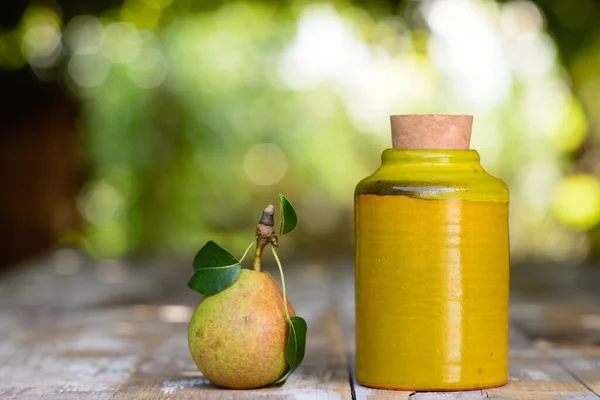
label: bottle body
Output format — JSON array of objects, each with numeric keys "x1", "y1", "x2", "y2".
[{"x1": 355, "y1": 149, "x2": 509, "y2": 390}]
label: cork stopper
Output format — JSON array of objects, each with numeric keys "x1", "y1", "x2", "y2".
[{"x1": 390, "y1": 115, "x2": 473, "y2": 150}]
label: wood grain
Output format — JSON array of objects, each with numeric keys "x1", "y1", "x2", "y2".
[{"x1": 2, "y1": 252, "x2": 600, "y2": 399}]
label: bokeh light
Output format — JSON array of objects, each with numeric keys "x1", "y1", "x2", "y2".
[
  {"x1": 64, "y1": 16, "x2": 104, "y2": 53},
  {"x1": 68, "y1": 52, "x2": 111, "y2": 87},
  {"x1": 553, "y1": 175, "x2": 600, "y2": 231},
  {"x1": 100, "y1": 22, "x2": 143, "y2": 64},
  {"x1": 20, "y1": 7, "x2": 62, "y2": 68},
  {"x1": 5, "y1": 0, "x2": 600, "y2": 262},
  {"x1": 78, "y1": 180, "x2": 124, "y2": 225},
  {"x1": 127, "y1": 46, "x2": 168, "y2": 88},
  {"x1": 243, "y1": 144, "x2": 289, "y2": 186}
]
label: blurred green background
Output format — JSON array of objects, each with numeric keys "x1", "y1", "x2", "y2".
[{"x1": 2, "y1": 0, "x2": 600, "y2": 267}]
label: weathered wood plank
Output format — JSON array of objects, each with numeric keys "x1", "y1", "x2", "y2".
[
  {"x1": 3, "y1": 252, "x2": 600, "y2": 399},
  {"x1": 561, "y1": 358, "x2": 600, "y2": 396},
  {"x1": 112, "y1": 307, "x2": 350, "y2": 399},
  {"x1": 486, "y1": 357, "x2": 598, "y2": 400},
  {"x1": 347, "y1": 355, "x2": 600, "y2": 400},
  {"x1": 0, "y1": 309, "x2": 146, "y2": 400},
  {"x1": 111, "y1": 264, "x2": 353, "y2": 399}
]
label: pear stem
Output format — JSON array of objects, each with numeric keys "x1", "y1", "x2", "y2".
[
  {"x1": 272, "y1": 246, "x2": 290, "y2": 320},
  {"x1": 253, "y1": 244, "x2": 264, "y2": 272}
]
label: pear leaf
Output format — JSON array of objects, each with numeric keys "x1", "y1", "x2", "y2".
[
  {"x1": 193, "y1": 240, "x2": 238, "y2": 271},
  {"x1": 285, "y1": 316, "x2": 307, "y2": 372},
  {"x1": 279, "y1": 194, "x2": 297, "y2": 235},
  {"x1": 188, "y1": 241, "x2": 241, "y2": 296},
  {"x1": 187, "y1": 264, "x2": 241, "y2": 296},
  {"x1": 268, "y1": 315, "x2": 308, "y2": 386}
]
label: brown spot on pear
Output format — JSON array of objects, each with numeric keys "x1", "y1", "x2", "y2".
[{"x1": 188, "y1": 269, "x2": 295, "y2": 389}]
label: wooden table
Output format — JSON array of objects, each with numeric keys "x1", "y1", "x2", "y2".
[{"x1": 1, "y1": 250, "x2": 600, "y2": 399}]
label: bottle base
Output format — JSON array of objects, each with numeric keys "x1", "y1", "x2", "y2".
[{"x1": 357, "y1": 380, "x2": 507, "y2": 392}]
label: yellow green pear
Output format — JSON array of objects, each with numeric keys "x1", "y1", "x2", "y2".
[{"x1": 188, "y1": 269, "x2": 295, "y2": 389}]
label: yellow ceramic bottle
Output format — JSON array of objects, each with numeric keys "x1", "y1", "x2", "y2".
[{"x1": 355, "y1": 115, "x2": 509, "y2": 390}]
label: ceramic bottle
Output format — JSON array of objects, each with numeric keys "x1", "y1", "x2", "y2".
[{"x1": 355, "y1": 115, "x2": 509, "y2": 390}]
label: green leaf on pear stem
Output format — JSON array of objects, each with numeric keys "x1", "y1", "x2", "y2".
[
  {"x1": 278, "y1": 194, "x2": 297, "y2": 235},
  {"x1": 285, "y1": 316, "x2": 307, "y2": 372},
  {"x1": 187, "y1": 264, "x2": 241, "y2": 296},
  {"x1": 189, "y1": 241, "x2": 241, "y2": 295},
  {"x1": 193, "y1": 240, "x2": 238, "y2": 271}
]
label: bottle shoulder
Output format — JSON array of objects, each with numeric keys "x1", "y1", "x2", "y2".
[{"x1": 355, "y1": 166, "x2": 508, "y2": 203}]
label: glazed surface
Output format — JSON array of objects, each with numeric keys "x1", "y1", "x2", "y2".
[
  {"x1": 355, "y1": 149, "x2": 510, "y2": 389},
  {"x1": 355, "y1": 149, "x2": 508, "y2": 202}
]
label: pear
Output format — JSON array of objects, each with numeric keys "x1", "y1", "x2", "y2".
[{"x1": 188, "y1": 269, "x2": 295, "y2": 389}]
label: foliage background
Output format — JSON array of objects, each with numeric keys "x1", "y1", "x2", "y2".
[{"x1": 3, "y1": 0, "x2": 600, "y2": 265}]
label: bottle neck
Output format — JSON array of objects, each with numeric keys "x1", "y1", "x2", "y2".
[{"x1": 380, "y1": 149, "x2": 482, "y2": 169}]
